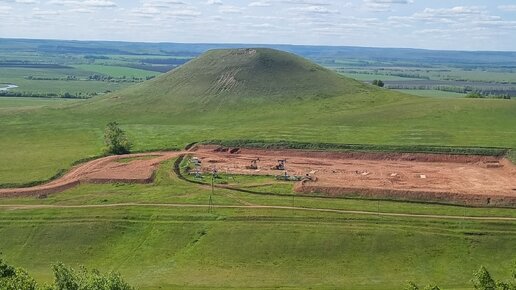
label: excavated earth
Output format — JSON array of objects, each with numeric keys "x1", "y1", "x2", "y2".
[
  {"x1": 0, "y1": 152, "x2": 181, "y2": 198},
  {"x1": 191, "y1": 146, "x2": 516, "y2": 207},
  {"x1": 1, "y1": 145, "x2": 515, "y2": 207}
]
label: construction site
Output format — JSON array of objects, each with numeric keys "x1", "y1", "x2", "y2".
[
  {"x1": 186, "y1": 145, "x2": 516, "y2": 207},
  {"x1": 1, "y1": 145, "x2": 515, "y2": 207}
]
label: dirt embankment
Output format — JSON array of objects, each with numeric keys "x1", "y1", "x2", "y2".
[{"x1": 0, "y1": 152, "x2": 181, "y2": 198}]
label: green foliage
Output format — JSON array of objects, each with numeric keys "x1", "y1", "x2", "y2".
[
  {"x1": 466, "y1": 92, "x2": 486, "y2": 99},
  {"x1": 372, "y1": 79, "x2": 385, "y2": 87},
  {"x1": 0, "y1": 259, "x2": 16, "y2": 278},
  {"x1": 405, "y1": 281, "x2": 420, "y2": 290},
  {"x1": 203, "y1": 139, "x2": 509, "y2": 156},
  {"x1": 0, "y1": 259, "x2": 37, "y2": 290},
  {"x1": 0, "y1": 259, "x2": 133, "y2": 290},
  {"x1": 104, "y1": 122, "x2": 131, "y2": 155},
  {"x1": 52, "y1": 263, "x2": 133, "y2": 290},
  {"x1": 473, "y1": 266, "x2": 498, "y2": 290}
]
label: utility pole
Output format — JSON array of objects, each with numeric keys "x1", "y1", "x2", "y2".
[{"x1": 209, "y1": 167, "x2": 215, "y2": 213}]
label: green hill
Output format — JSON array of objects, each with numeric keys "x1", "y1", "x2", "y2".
[{"x1": 87, "y1": 48, "x2": 377, "y2": 114}]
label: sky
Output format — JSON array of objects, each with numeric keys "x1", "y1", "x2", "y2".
[{"x1": 0, "y1": 0, "x2": 516, "y2": 51}]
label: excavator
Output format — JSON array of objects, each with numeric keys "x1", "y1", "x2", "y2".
[
  {"x1": 246, "y1": 158, "x2": 260, "y2": 170},
  {"x1": 273, "y1": 159, "x2": 287, "y2": 170}
]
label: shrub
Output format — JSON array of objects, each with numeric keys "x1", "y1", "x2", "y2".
[{"x1": 104, "y1": 122, "x2": 132, "y2": 155}]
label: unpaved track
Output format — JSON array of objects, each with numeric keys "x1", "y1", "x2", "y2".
[{"x1": 0, "y1": 203, "x2": 515, "y2": 221}]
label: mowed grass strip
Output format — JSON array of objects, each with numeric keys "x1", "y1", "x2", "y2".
[{"x1": 0, "y1": 205, "x2": 515, "y2": 290}]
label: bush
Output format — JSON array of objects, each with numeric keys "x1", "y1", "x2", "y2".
[
  {"x1": 372, "y1": 80, "x2": 385, "y2": 87},
  {"x1": 104, "y1": 122, "x2": 132, "y2": 155},
  {"x1": 52, "y1": 263, "x2": 133, "y2": 290},
  {"x1": 0, "y1": 259, "x2": 134, "y2": 290}
]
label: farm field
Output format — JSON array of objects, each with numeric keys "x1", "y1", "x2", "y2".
[
  {"x1": 2, "y1": 39, "x2": 516, "y2": 100},
  {"x1": 73, "y1": 64, "x2": 160, "y2": 78},
  {"x1": 395, "y1": 89, "x2": 467, "y2": 98}
]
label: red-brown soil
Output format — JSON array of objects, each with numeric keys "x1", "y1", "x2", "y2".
[
  {"x1": 191, "y1": 146, "x2": 516, "y2": 207},
  {"x1": 0, "y1": 152, "x2": 180, "y2": 198},
  {"x1": 1, "y1": 145, "x2": 515, "y2": 207}
]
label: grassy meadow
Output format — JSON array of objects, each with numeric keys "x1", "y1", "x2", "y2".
[{"x1": 1, "y1": 162, "x2": 515, "y2": 290}]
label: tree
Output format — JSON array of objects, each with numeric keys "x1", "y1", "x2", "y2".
[
  {"x1": 52, "y1": 262, "x2": 133, "y2": 290},
  {"x1": 372, "y1": 79, "x2": 385, "y2": 87},
  {"x1": 405, "y1": 282, "x2": 441, "y2": 290},
  {"x1": 1, "y1": 258, "x2": 134, "y2": 290},
  {"x1": 104, "y1": 122, "x2": 132, "y2": 155},
  {"x1": 0, "y1": 259, "x2": 38, "y2": 290},
  {"x1": 405, "y1": 281, "x2": 420, "y2": 290},
  {"x1": 473, "y1": 266, "x2": 497, "y2": 290}
]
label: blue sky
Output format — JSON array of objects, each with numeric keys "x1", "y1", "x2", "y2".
[{"x1": 0, "y1": 0, "x2": 515, "y2": 51}]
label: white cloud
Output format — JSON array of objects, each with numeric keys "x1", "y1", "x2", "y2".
[
  {"x1": 218, "y1": 5, "x2": 243, "y2": 14},
  {"x1": 15, "y1": 0, "x2": 39, "y2": 4},
  {"x1": 498, "y1": 5, "x2": 516, "y2": 12},
  {"x1": 249, "y1": 1, "x2": 270, "y2": 7},
  {"x1": 363, "y1": 0, "x2": 412, "y2": 12},
  {"x1": 1, "y1": 0, "x2": 516, "y2": 51},
  {"x1": 0, "y1": 5, "x2": 12, "y2": 14},
  {"x1": 166, "y1": 9, "x2": 201, "y2": 17},
  {"x1": 47, "y1": 0, "x2": 116, "y2": 8},
  {"x1": 291, "y1": 5, "x2": 338, "y2": 15},
  {"x1": 206, "y1": 0, "x2": 222, "y2": 5}
]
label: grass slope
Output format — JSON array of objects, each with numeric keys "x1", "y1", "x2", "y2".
[
  {"x1": 0, "y1": 48, "x2": 515, "y2": 184},
  {"x1": 87, "y1": 48, "x2": 373, "y2": 114},
  {"x1": 1, "y1": 164, "x2": 515, "y2": 290}
]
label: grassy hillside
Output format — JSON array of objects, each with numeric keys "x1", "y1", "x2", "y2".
[
  {"x1": 1, "y1": 163, "x2": 515, "y2": 290},
  {"x1": 0, "y1": 48, "x2": 515, "y2": 185},
  {"x1": 85, "y1": 48, "x2": 375, "y2": 114}
]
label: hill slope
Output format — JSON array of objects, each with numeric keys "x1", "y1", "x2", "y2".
[
  {"x1": 1, "y1": 48, "x2": 515, "y2": 185},
  {"x1": 89, "y1": 48, "x2": 375, "y2": 113}
]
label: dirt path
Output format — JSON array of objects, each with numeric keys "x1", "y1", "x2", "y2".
[{"x1": 0, "y1": 203, "x2": 515, "y2": 221}]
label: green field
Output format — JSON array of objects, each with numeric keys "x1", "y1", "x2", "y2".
[
  {"x1": 396, "y1": 89, "x2": 468, "y2": 98},
  {"x1": 73, "y1": 64, "x2": 160, "y2": 78},
  {"x1": 1, "y1": 162, "x2": 515, "y2": 289},
  {"x1": 0, "y1": 65, "x2": 159, "y2": 98},
  {"x1": 341, "y1": 72, "x2": 420, "y2": 81}
]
